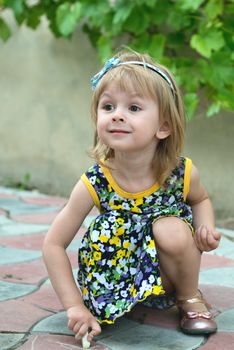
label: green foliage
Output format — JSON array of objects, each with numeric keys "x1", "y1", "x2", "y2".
[
  {"x1": 4, "y1": 172, "x2": 33, "y2": 190},
  {"x1": 1, "y1": 0, "x2": 233, "y2": 119}
]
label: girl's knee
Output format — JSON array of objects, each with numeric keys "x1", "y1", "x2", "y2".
[{"x1": 153, "y1": 217, "x2": 192, "y2": 255}]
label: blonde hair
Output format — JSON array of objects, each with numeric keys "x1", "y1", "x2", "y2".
[{"x1": 90, "y1": 50, "x2": 186, "y2": 186}]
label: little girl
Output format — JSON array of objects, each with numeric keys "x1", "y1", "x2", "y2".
[{"x1": 43, "y1": 50, "x2": 221, "y2": 343}]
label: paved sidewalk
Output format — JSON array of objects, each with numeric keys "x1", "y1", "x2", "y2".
[{"x1": 0, "y1": 186, "x2": 234, "y2": 350}]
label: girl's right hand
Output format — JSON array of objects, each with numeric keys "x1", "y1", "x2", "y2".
[{"x1": 67, "y1": 304, "x2": 101, "y2": 342}]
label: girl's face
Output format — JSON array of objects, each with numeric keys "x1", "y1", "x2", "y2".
[{"x1": 96, "y1": 82, "x2": 170, "y2": 156}]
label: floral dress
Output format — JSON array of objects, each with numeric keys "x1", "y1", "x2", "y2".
[{"x1": 77, "y1": 157, "x2": 193, "y2": 324}]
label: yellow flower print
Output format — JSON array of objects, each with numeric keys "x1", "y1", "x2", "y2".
[
  {"x1": 110, "y1": 236, "x2": 120, "y2": 246},
  {"x1": 130, "y1": 285, "x2": 137, "y2": 297},
  {"x1": 123, "y1": 241, "x2": 130, "y2": 249},
  {"x1": 152, "y1": 285, "x2": 164, "y2": 295},
  {"x1": 143, "y1": 289, "x2": 151, "y2": 298},
  {"x1": 131, "y1": 198, "x2": 143, "y2": 213},
  {"x1": 93, "y1": 251, "x2": 102, "y2": 260},
  {"x1": 111, "y1": 259, "x2": 117, "y2": 266},
  {"x1": 148, "y1": 239, "x2": 155, "y2": 249},
  {"x1": 131, "y1": 206, "x2": 141, "y2": 213},
  {"x1": 83, "y1": 287, "x2": 88, "y2": 295},
  {"x1": 116, "y1": 227, "x2": 125, "y2": 236},
  {"x1": 112, "y1": 204, "x2": 124, "y2": 210},
  {"x1": 83, "y1": 256, "x2": 88, "y2": 264},
  {"x1": 116, "y1": 218, "x2": 124, "y2": 225},
  {"x1": 116, "y1": 249, "x2": 126, "y2": 259},
  {"x1": 135, "y1": 198, "x2": 143, "y2": 206},
  {"x1": 88, "y1": 259, "x2": 95, "y2": 266},
  {"x1": 99, "y1": 234, "x2": 109, "y2": 243},
  {"x1": 92, "y1": 243, "x2": 100, "y2": 250},
  {"x1": 108, "y1": 184, "x2": 112, "y2": 192}
]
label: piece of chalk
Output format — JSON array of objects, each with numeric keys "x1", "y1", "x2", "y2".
[{"x1": 82, "y1": 332, "x2": 91, "y2": 349}]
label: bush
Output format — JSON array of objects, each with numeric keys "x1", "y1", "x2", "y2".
[{"x1": 1, "y1": 0, "x2": 233, "y2": 119}]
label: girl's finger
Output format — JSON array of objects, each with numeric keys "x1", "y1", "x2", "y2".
[
  {"x1": 213, "y1": 230, "x2": 221, "y2": 241},
  {"x1": 67, "y1": 319, "x2": 76, "y2": 331},
  {"x1": 77, "y1": 323, "x2": 89, "y2": 338},
  {"x1": 88, "y1": 321, "x2": 102, "y2": 341},
  {"x1": 73, "y1": 321, "x2": 83, "y2": 334},
  {"x1": 194, "y1": 226, "x2": 202, "y2": 249}
]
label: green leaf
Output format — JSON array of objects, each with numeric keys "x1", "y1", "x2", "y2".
[
  {"x1": 97, "y1": 36, "x2": 113, "y2": 62},
  {"x1": 177, "y1": 0, "x2": 205, "y2": 11},
  {"x1": 26, "y1": 5, "x2": 44, "y2": 30},
  {"x1": 131, "y1": 32, "x2": 151, "y2": 53},
  {"x1": 123, "y1": 7, "x2": 149, "y2": 34},
  {"x1": 204, "y1": 0, "x2": 223, "y2": 20},
  {"x1": 191, "y1": 29, "x2": 225, "y2": 58},
  {"x1": 56, "y1": 1, "x2": 82, "y2": 37},
  {"x1": 144, "y1": 0, "x2": 157, "y2": 8},
  {"x1": 205, "y1": 51, "x2": 234, "y2": 89},
  {"x1": 4, "y1": 0, "x2": 24, "y2": 16},
  {"x1": 0, "y1": 17, "x2": 11, "y2": 41},
  {"x1": 148, "y1": 34, "x2": 166, "y2": 61},
  {"x1": 80, "y1": 1, "x2": 111, "y2": 28},
  {"x1": 111, "y1": 2, "x2": 133, "y2": 35},
  {"x1": 113, "y1": 3, "x2": 133, "y2": 25},
  {"x1": 184, "y1": 93, "x2": 199, "y2": 120},
  {"x1": 4, "y1": 0, "x2": 26, "y2": 24},
  {"x1": 207, "y1": 103, "x2": 221, "y2": 117}
]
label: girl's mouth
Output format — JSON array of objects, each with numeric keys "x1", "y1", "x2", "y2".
[{"x1": 109, "y1": 129, "x2": 130, "y2": 134}]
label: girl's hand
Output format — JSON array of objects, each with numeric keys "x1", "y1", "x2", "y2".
[
  {"x1": 194, "y1": 224, "x2": 221, "y2": 252},
  {"x1": 67, "y1": 304, "x2": 101, "y2": 342}
]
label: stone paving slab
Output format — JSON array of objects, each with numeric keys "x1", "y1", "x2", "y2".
[
  {"x1": 0, "y1": 187, "x2": 234, "y2": 350},
  {"x1": 23, "y1": 284, "x2": 63, "y2": 311},
  {"x1": 0, "y1": 197, "x2": 59, "y2": 215},
  {"x1": 199, "y1": 266, "x2": 234, "y2": 288},
  {"x1": 0, "y1": 216, "x2": 49, "y2": 236},
  {"x1": 199, "y1": 285, "x2": 234, "y2": 310},
  {"x1": 200, "y1": 252, "x2": 234, "y2": 269},
  {"x1": 17, "y1": 334, "x2": 111, "y2": 350},
  {"x1": 0, "y1": 245, "x2": 41, "y2": 265},
  {"x1": 12, "y1": 211, "x2": 60, "y2": 225},
  {"x1": 0, "y1": 333, "x2": 26, "y2": 350},
  {"x1": 198, "y1": 333, "x2": 234, "y2": 350},
  {"x1": 0, "y1": 299, "x2": 52, "y2": 332},
  {"x1": 0, "y1": 232, "x2": 45, "y2": 250},
  {"x1": 0, "y1": 280, "x2": 37, "y2": 301},
  {"x1": 0, "y1": 258, "x2": 47, "y2": 284}
]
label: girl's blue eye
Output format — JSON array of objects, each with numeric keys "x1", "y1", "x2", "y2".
[{"x1": 130, "y1": 105, "x2": 141, "y2": 112}]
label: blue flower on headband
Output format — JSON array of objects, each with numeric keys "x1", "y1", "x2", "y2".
[
  {"x1": 91, "y1": 57, "x2": 120, "y2": 90},
  {"x1": 91, "y1": 56, "x2": 175, "y2": 96}
]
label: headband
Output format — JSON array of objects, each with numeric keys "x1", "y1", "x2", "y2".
[{"x1": 91, "y1": 57, "x2": 174, "y2": 94}]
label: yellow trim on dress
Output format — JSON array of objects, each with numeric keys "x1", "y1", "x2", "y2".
[
  {"x1": 183, "y1": 157, "x2": 192, "y2": 200},
  {"x1": 100, "y1": 164, "x2": 160, "y2": 199},
  {"x1": 81, "y1": 174, "x2": 100, "y2": 210}
]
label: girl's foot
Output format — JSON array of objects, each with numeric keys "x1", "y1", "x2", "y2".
[{"x1": 176, "y1": 290, "x2": 217, "y2": 334}]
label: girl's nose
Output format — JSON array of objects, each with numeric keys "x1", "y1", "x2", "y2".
[
  {"x1": 112, "y1": 115, "x2": 125, "y2": 122},
  {"x1": 112, "y1": 110, "x2": 125, "y2": 122}
]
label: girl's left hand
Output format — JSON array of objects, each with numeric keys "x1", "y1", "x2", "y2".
[{"x1": 194, "y1": 225, "x2": 221, "y2": 252}]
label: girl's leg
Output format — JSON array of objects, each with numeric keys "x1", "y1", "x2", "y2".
[
  {"x1": 153, "y1": 217, "x2": 217, "y2": 334},
  {"x1": 153, "y1": 217, "x2": 201, "y2": 299}
]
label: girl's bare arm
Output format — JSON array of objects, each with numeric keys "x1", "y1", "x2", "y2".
[
  {"x1": 187, "y1": 164, "x2": 221, "y2": 252},
  {"x1": 42, "y1": 180, "x2": 101, "y2": 340}
]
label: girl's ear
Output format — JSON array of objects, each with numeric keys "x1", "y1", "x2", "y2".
[{"x1": 156, "y1": 121, "x2": 171, "y2": 140}]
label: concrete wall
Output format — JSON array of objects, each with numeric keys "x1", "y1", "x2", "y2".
[
  {"x1": 0, "y1": 18, "x2": 233, "y2": 219},
  {"x1": 185, "y1": 111, "x2": 233, "y2": 219}
]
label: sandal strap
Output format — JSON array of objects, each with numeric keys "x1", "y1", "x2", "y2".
[{"x1": 176, "y1": 290, "x2": 208, "y2": 308}]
